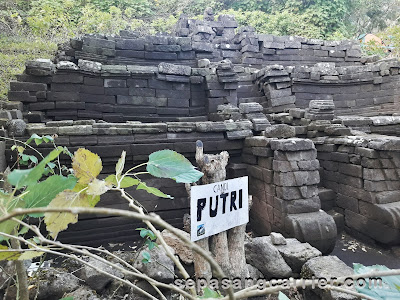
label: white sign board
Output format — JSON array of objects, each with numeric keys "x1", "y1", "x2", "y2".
[{"x1": 190, "y1": 176, "x2": 249, "y2": 241}]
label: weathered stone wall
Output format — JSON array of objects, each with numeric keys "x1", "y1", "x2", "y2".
[
  {"x1": 252, "y1": 61, "x2": 400, "y2": 116},
  {"x1": 316, "y1": 136, "x2": 400, "y2": 245},
  {"x1": 57, "y1": 20, "x2": 361, "y2": 68},
  {"x1": 243, "y1": 135, "x2": 337, "y2": 254},
  {"x1": 339, "y1": 115, "x2": 400, "y2": 135},
  {"x1": 242, "y1": 101, "x2": 400, "y2": 247},
  {"x1": 5, "y1": 120, "x2": 248, "y2": 245},
  {"x1": 2, "y1": 12, "x2": 400, "y2": 249},
  {"x1": 8, "y1": 61, "x2": 211, "y2": 123},
  {"x1": 291, "y1": 60, "x2": 400, "y2": 116}
]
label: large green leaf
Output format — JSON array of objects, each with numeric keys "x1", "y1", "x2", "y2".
[
  {"x1": 115, "y1": 151, "x2": 126, "y2": 178},
  {"x1": 87, "y1": 179, "x2": 110, "y2": 196},
  {"x1": 137, "y1": 182, "x2": 173, "y2": 199},
  {"x1": 0, "y1": 245, "x2": 21, "y2": 260},
  {"x1": 23, "y1": 175, "x2": 77, "y2": 217},
  {"x1": 278, "y1": 292, "x2": 290, "y2": 300},
  {"x1": 105, "y1": 175, "x2": 139, "y2": 188},
  {"x1": 354, "y1": 263, "x2": 400, "y2": 299},
  {"x1": 72, "y1": 148, "x2": 102, "y2": 184},
  {"x1": 0, "y1": 192, "x2": 25, "y2": 242},
  {"x1": 200, "y1": 287, "x2": 222, "y2": 299},
  {"x1": 18, "y1": 250, "x2": 45, "y2": 260},
  {"x1": 44, "y1": 190, "x2": 100, "y2": 238},
  {"x1": 8, "y1": 147, "x2": 64, "y2": 188},
  {"x1": 146, "y1": 150, "x2": 203, "y2": 183}
]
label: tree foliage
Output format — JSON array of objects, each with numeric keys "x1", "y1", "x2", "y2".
[
  {"x1": 0, "y1": 134, "x2": 203, "y2": 250},
  {"x1": 0, "y1": 0, "x2": 399, "y2": 40}
]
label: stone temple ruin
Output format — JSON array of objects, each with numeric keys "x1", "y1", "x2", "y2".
[{"x1": 1, "y1": 12, "x2": 400, "y2": 257}]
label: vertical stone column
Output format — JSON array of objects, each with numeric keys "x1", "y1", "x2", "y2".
[
  {"x1": 245, "y1": 136, "x2": 337, "y2": 254},
  {"x1": 204, "y1": 59, "x2": 239, "y2": 120}
]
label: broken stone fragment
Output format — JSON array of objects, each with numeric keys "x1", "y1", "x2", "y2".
[
  {"x1": 78, "y1": 59, "x2": 102, "y2": 73},
  {"x1": 245, "y1": 236, "x2": 293, "y2": 279},
  {"x1": 160, "y1": 229, "x2": 193, "y2": 264},
  {"x1": 56, "y1": 61, "x2": 79, "y2": 70},
  {"x1": 264, "y1": 124, "x2": 296, "y2": 138},
  {"x1": 301, "y1": 256, "x2": 357, "y2": 300},
  {"x1": 134, "y1": 246, "x2": 175, "y2": 283},
  {"x1": 158, "y1": 62, "x2": 191, "y2": 76},
  {"x1": 274, "y1": 238, "x2": 321, "y2": 273},
  {"x1": 239, "y1": 102, "x2": 263, "y2": 114},
  {"x1": 7, "y1": 119, "x2": 26, "y2": 136},
  {"x1": 270, "y1": 232, "x2": 286, "y2": 245},
  {"x1": 79, "y1": 257, "x2": 124, "y2": 293}
]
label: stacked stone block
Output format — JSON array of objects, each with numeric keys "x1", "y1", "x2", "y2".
[
  {"x1": 204, "y1": 59, "x2": 239, "y2": 119},
  {"x1": 255, "y1": 65, "x2": 295, "y2": 113},
  {"x1": 5, "y1": 120, "x2": 246, "y2": 245},
  {"x1": 258, "y1": 36, "x2": 362, "y2": 66},
  {"x1": 316, "y1": 136, "x2": 400, "y2": 244},
  {"x1": 8, "y1": 60, "x2": 213, "y2": 123},
  {"x1": 244, "y1": 136, "x2": 337, "y2": 253},
  {"x1": 236, "y1": 66, "x2": 266, "y2": 105},
  {"x1": 292, "y1": 59, "x2": 400, "y2": 116},
  {"x1": 236, "y1": 27, "x2": 262, "y2": 66},
  {"x1": 304, "y1": 100, "x2": 335, "y2": 121},
  {"x1": 55, "y1": 12, "x2": 362, "y2": 68},
  {"x1": 338, "y1": 115, "x2": 400, "y2": 136},
  {"x1": 238, "y1": 102, "x2": 270, "y2": 131},
  {"x1": 268, "y1": 105, "x2": 353, "y2": 139}
]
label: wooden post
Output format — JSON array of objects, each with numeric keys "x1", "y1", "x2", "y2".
[
  {"x1": 195, "y1": 141, "x2": 231, "y2": 277},
  {"x1": 227, "y1": 197, "x2": 251, "y2": 279},
  {"x1": 188, "y1": 140, "x2": 249, "y2": 283}
]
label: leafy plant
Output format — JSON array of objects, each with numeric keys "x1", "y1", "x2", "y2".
[
  {"x1": 200, "y1": 286, "x2": 223, "y2": 298},
  {"x1": 137, "y1": 227, "x2": 158, "y2": 258},
  {"x1": 0, "y1": 136, "x2": 204, "y2": 254},
  {"x1": 354, "y1": 263, "x2": 400, "y2": 299}
]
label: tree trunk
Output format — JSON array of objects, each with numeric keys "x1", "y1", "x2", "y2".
[
  {"x1": 227, "y1": 225, "x2": 248, "y2": 279},
  {"x1": 185, "y1": 182, "x2": 212, "y2": 281},
  {"x1": 10, "y1": 235, "x2": 29, "y2": 300},
  {"x1": 193, "y1": 238, "x2": 212, "y2": 280},
  {"x1": 194, "y1": 140, "x2": 232, "y2": 277},
  {"x1": 227, "y1": 195, "x2": 252, "y2": 279}
]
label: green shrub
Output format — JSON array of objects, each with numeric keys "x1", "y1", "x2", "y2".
[
  {"x1": 0, "y1": 36, "x2": 57, "y2": 101},
  {"x1": 217, "y1": 9, "x2": 323, "y2": 38}
]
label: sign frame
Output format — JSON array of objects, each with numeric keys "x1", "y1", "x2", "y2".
[{"x1": 190, "y1": 176, "x2": 249, "y2": 241}]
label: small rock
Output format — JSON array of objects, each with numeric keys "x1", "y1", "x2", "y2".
[
  {"x1": 245, "y1": 237, "x2": 292, "y2": 279},
  {"x1": 275, "y1": 238, "x2": 321, "y2": 273},
  {"x1": 80, "y1": 257, "x2": 124, "y2": 292},
  {"x1": 64, "y1": 286, "x2": 100, "y2": 300},
  {"x1": 57, "y1": 61, "x2": 79, "y2": 70},
  {"x1": 33, "y1": 269, "x2": 80, "y2": 300},
  {"x1": 7, "y1": 119, "x2": 26, "y2": 136},
  {"x1": 160, "y1": 229, "x2": 193, "y2": 264},
  {"x1": 197, "y1": 59, "x2": 210, "y2": 68},
  {"x1": 270, "y1": 232, "x2": 286, "y2": 245},
  {"x1": 264, "y1": 124, "x2": 296, "y2": 138},
  {"x1": 78, "y1": 59, "x2": 102, "y2": 73},
  {"x1": 134, "y1": 246, "x2": 175, "y2": 283}
]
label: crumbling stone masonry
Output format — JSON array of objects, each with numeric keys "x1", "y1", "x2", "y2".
[{"x1": 1, "y1": 12, "x2": 400, "y2": 252}]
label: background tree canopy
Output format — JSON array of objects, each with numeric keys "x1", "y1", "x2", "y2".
[{"x1": 1, "y1": 0, "x2": 399, "y2": 39}]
